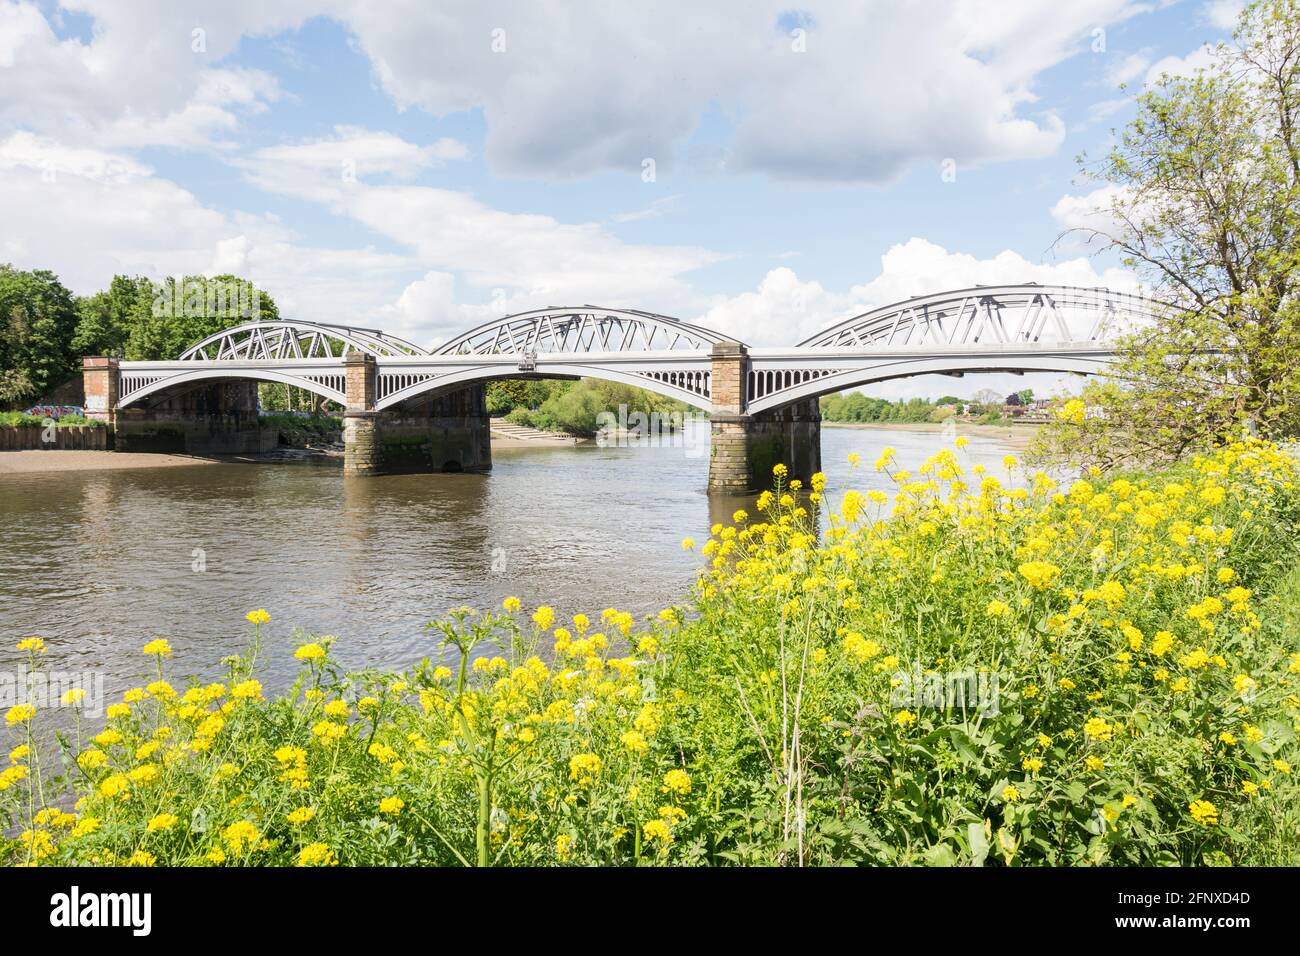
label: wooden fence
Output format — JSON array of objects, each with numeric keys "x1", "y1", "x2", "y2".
[{"x1": 0, "y1": 425, "x2": 108, "y2": 451}]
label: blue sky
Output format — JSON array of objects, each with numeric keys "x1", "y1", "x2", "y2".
[{"x1": 0, "y1": 0, "x2": 1241, "y2": 398}]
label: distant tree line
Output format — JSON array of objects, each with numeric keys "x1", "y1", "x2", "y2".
[
  {"x1": 818, "y1": 390, "x2": 1034, "y2": 424},
  {"x1": 0, "y1": 265, "x2": 283, "y2": 410}
]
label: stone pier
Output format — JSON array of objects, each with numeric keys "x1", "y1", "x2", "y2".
[
  {"x1": 707, "y1": 343, "x2": 821, "y2": 493},
  {"x1": 84, "y1": 356, "x2": 270, "y2": 454},
  {"x1": 342, "y1": 354, "x2": 491, "y2": 476}
]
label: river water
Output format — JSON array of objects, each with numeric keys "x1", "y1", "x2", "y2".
[{"x1": 0, "y1": 424, "x2": 1025, "y2": 713}]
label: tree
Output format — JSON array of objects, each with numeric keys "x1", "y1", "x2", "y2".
[
  {"x1": 123, "y1": 274, "x2": 278, "y2": 360},
  {"x1": 1038, "y1": 0, "x2": 1300, "y2": 466},
  {"x1": 72, "y1": 275, "x2": 148, "y2": 358},
  {"x1": 0, "y1": 265, "x2": 80, "y2": 407}
]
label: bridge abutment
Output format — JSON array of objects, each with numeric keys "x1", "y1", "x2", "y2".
[
  {"x1": 707, "y1": 344, "x2": 822, "y2": 493},
  {"x1": 343, "y1": 354, "x2": 491, "y2": 476}
]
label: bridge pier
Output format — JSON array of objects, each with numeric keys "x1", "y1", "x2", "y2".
[
  {"x1": 707, "y1": 343, "x2": 821, "y2": 494},
  {"x1": 84, "y1": 357, "x2": 270, "y2": 454},
  {"x1": 343, "y1": 354, "x2": 491, "y2": 477}
]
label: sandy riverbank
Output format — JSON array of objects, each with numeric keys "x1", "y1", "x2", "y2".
[
  {"x1": 0, "y1": 450, "x2": 226, "y2": 474},
  {"x1": 823, "y1": 420, "x2": 1041, "y2": 451}
]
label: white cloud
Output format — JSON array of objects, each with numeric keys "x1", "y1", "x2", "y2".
[
  {"x1": 1144, "y1": 44, "x2": 1218, "y2": 85},
  {"x1": 0, "y1": 0, "x2": 310, "y2": 148},
  {"x1": 1049, "y1": 184, "x2": 1130, "y2": 242},
  {"x1": 1105, "y1": 50, "x2": 1153, "y2": 87},
  {"x1": 236, "y1": 129, "x2": 724, "y2": 322},
  {"x1": 1203, "y1": 0, "x2": 1244, "y2": 30},
  {"x1": 339, "y1": 0, "x2": 1149, "y2": 183}
]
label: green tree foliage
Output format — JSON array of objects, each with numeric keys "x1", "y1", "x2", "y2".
[
  {"x1": 121, "y1": 275, "x2": 278, "y2": 361},
  {"x1": 3, "y1": 268, "x2": 279, "y2": 408},
  {"x1": 819, "y1": 392, "x2": 941, "y2": 423},
  {"x1": 1038, "y1": 0, "x2": 1300, "y2": 466},
  {"x1": 506, "y1": 379, "x2": 694, "y2": 437},
  {"x1": 486, "y1": 379, "x2": 569, "y2": 416},
  {"x1": 0, "y1": 265, "x2": 80, "y2": 407}
]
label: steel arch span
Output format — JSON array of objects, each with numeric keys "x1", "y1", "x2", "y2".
[
  {"x1": 797, "y1": 284, "x2": 1159, "y2": 349},
  {"x1": 110, "y1": 284, "x2": 1159, "y2": 413},
  {"x1": 436, "y1": 306, "x2": 739, "y2": 356}
]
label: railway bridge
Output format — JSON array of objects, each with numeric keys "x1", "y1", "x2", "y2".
[{"x1": 81, "y1": 283, "x2": 1156, "y2": 492}]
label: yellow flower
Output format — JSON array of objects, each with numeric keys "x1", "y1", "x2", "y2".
[
  {"x1": 1188, "y1": 799, "x2": 1218, "y2": 826},
  {"x1": 681, "y1": 537, "x2": 696, "y2": 551},
  {"x1": 231, "y1": 680, "x2": 263, "y2": 700},
  {"x1": 4, "y1": 703, "x2": 35, "y2": 726},
  {"x1": 569, "y1": 753, "x2": 603, "y2": 786},
  {"x1": 294, "y1": 643, "x2": 326, "y2": 662},
  {"x1": 662, "y1": 769, "x2": 692, "y2": 796},
  {"x1": 984, "y1": 599, "x2": 1011, "y2": 618},
  {"x1": 620, "y1": 730, "x2": 649, "y2": 753},
  {"x1": 222, "y1": 820, "x2": 260, "y2": 853},
  {"x1": 142, "y1": 638, "x2": 172, "y2": 657},
  {"x1": 378, "y1": 796, "x2": 405, "y2": 815},
  {"x1": 1085, "y1": 755, "x2": 1105, "y2": 772},
  {"x1": 16, "y1": 637, "x2": 46, "y2": 653},
  {"x1": 61, "y1": 688, "x2": 85, "y2": 706},
  {"x1": 287, "y1": 807, "x2": 317, "y2": 825},
  {"x1": 1083, "y1": 717, "x2": 1114, "y2": 742},
  {"x1": 146, "y1": 813, "x2": 178, "y2": 832},
  {"x1": 297, "y1": 842, "x2": 337, "y2": 867},
  {"x1": 1018, "y1": 561, "x2": 1061, "y2": 590},
  {"x1": 1057, "y1": 398, "x2": 1086, "y2": 424},
  {"x1": 532, "y1": 606, "x2": 556, "y2": 631},
  {"x1": 893, "y1": 710, "x2": 918, "y2": 728},
  {"x1": 245, "y1": 609, "x2": 270, "y2": 625},
  {"x1": 502, "y1": 595, "x2": 521, "y2": 613},
  {"x1": 1002, "y1": 784, "x2": 1020, "y2": 802},
  {"x1": 773, "y1": 463, "x2": 788, "y2": 478},
  {"x1": 643, "y1": 819, "x2": 673, "y2": 844}
]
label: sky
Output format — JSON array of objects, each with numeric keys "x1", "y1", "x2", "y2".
[{"x1": 0, "y1": 0, "x2": 1242, "y2": 400}]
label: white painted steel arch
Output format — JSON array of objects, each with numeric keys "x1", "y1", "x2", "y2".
[
  {"x1": 436, "y1": 306, "x2": 739, "y2": 355},
  {"x1": 179, "y1": 320, "x2": 427, "y2": 360},
  {"x1": 799, "y1": 284, "x2": 1158, "y2": 349}
]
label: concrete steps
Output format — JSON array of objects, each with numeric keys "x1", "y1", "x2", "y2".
[{"x1": 489, "y1": 418, "x2": 581, "y2": 444}]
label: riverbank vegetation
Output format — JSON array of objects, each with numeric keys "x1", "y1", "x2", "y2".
[
  {"x1": 492, "y1": 379, "x2": 694, "y2": 437},
  {"x1": 820, "y1": 392, "x2": 1012, "y2": 425},
  {"x1": 4, "y1": 437, "x2": 1297, "y2": 866},
  {"x1": 0, "y1": 411, "x2": 102, "y2": 428}
]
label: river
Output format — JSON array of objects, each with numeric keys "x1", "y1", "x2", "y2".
[{"x1": 0, "y1": 424, "x2": 1027, "y2": 713}]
